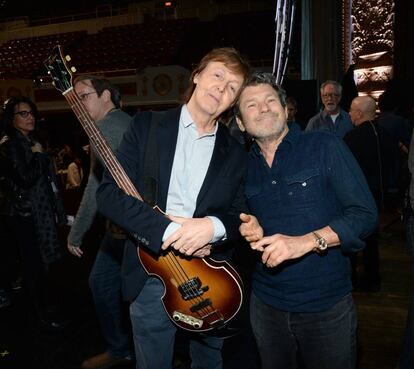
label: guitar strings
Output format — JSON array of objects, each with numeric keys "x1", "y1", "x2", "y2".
[{"x1": 162, "y1": 252, "x2": 217, "y2": 317}]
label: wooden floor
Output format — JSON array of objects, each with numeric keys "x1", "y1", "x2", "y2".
[
  {"x1": 353, "y1": 213, "x2": 413, "y2": 369},
  {"x1": 0, "y1": 211, "x2": 413, "y2": 369}
]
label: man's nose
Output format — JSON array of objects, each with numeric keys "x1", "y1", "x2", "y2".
[
  {"x1": 260, "y1": 102, "x2": 270, "y2": 112},
  {"x1": 217, "y1": 83, "x2": 225, "y2": 93}
]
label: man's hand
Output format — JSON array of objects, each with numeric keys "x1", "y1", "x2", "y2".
[
  {"x1": 192, "y1": 244, "x2": 212, "y2": 258},
  {"x1": 162, "y1": 215, "x2": 214, "y2": 256},
  {"x1": 67, "y1": 241, "x2": 83, "y2": 258},
  {"x1": 253, "y1": 233, "x2": 314, "y2": 268},
  {"x1": 31, "y1": 142, "x2": 43, "y2": 153},
  {"x1": 239, "y1": 213, "x2": 264, "y2": 245}
]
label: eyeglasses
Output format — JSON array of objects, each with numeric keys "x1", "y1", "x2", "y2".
[
  {"x1": 322, "y1": 93, "x2": 341, "y2": 99},
  {"x1": 78, "y1": 91, "x2": 97, "y2": 101},
  {"x1": 14, "y1": 110, "x2": 34, "y2": 118}
]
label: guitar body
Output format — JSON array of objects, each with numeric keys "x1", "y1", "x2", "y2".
[{"x1": 138, "y1": 247, "x2": 243, "y2": 332}]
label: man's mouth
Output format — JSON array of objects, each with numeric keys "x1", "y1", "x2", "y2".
[{"x1": 209, "y1": 93, "x2": 220, "y2": 104}]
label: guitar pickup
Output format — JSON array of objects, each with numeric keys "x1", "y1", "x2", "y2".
[
  {"x1": 178, "y1": 277, "x2": 209, "y2": 300},
  {"x1": 190, "y1": 298, "x2": 212, "y2": 313}
]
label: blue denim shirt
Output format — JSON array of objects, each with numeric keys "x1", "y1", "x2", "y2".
[
  {"x1": 246, "y1": 128, "x2": 377, "y2": 312},
  {"x1": 306, "y1": 109, "x2": 353, "y2": 138}
]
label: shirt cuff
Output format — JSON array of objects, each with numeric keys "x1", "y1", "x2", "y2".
[
  {"x1": 162, "y1": 222, "x2": 182, "y2": 242},
  {"x1": 207, "y1": 216, "x2": 227, "y2": 243},
  {"x1": 329, "y1": 218, "x2": 366, "y2": 253}
]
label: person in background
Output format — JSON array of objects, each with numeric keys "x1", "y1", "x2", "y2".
[
  {"x1": 377, "y1": 91, "x2": 411, "y2": 211},
  {"x1": 285, "y1": 96, "x2": 302, "y2": 131},
  {"x1": 67, "y1": 76, "x2": 134, "y2": 369},
  {"x1": 235, "y1": 72, "x2": 377, "y2": 369},
  {"x1": 0, "y1": 96, "x2": 67, "y2": 330},
  {"x1": 64, "y1": 150, "x2": 84, "y2": 190},
  {"x1": 344, "y1": 96, "x2": 394, "y2": 292},
  {"x1": 306, "y1": 80, "x2": 353, "y2": 138}
]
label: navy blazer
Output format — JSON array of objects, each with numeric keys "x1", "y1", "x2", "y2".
[{"x1": 97, "y1": 107, "x2": 247, "y2": 301}]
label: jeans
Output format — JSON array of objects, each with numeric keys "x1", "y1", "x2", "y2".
[
  {"x1": 250, "y1": 292, "x2": 357, "y2": 369},
  {"x1": 129, "y1": 277, "x2": 223, "y2": 369},
  {"x1": 89, "y1": 233, "x2": 133, "y2": 359}
]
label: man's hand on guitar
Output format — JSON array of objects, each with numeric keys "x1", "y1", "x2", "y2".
[
  {"x1": 192, "y1": 244, "x2": 212, "y2": 258},
  {"x1": 162, "y1": 216, "x2": 214, "y2": 256}
]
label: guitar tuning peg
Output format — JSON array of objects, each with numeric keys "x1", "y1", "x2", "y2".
[
  {"x1": 71, "y1": 66, "x2": 77, "y2": 73},
  {"x1": 65, "y1": 55, "x2": 71, "y2": 61},
  {"x1": 52, "y1": 81, "x2": 55, "y2": 87},
  {"x1": 47, "y1": 71, "x2": 51, "y2": 75}
]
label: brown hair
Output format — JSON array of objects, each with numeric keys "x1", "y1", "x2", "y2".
[
  {"x1": 183, "y1": 47, "x2": 250, "y2": 103},
  {"x1": 73, "y1": 75, "x2": 122, "y2": 109},
  {"x1": 234, "y1": 72, "x2": 287, "y2": 117}
]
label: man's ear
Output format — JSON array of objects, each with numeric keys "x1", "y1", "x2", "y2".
[
  {"x1": 193, "y1": 73, "x2": 199, "y2": 85},
  {"x1": 101, "y1": 89, "x2": 111, "y2": 102},
  {"x1": 235, "y1": 116, "x2": 246, "y2": 132}
]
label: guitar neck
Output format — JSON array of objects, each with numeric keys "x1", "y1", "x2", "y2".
[{"x1": 63, "y1": 88, "x2": 143, "y2": 202}]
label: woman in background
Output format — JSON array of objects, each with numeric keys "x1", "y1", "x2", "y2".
[{"x1": 0, "y1": 96, "x2": 67, "y2": 330}]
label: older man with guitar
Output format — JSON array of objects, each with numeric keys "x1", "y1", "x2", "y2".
[{"x1": 94, "y1": 48, "x2": 250, "y2": 369}]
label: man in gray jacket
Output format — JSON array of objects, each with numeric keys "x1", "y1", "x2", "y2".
[{"x1": 67, "y1": 76, "x2": 133, "y2": 369}]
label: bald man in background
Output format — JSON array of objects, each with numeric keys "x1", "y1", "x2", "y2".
[{"x1": 344, "y1": 96, "x2": 394, "y2": 292}]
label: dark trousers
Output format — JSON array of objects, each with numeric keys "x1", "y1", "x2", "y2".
[
  {"x1": 351, "y1": 229, "x2": 380, "y2": 287},
  {"x1": 0, "y1": 216, "x2": 19, "y2": 290},
  {"x1": 5, "y1": 215, "x2": 51, "y2": 319},
  {"x1": 129, "y1": 277, "x2": 223, "y2": 369},
  {"x1": 250, "y1": 292, "x2": 357, "y2": 369},
  {"x1": 88, "y1": 233, "x2": 133, "y2": 359}
]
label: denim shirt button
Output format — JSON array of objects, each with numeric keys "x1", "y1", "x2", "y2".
[
  {"x1": 271, "y1": 180, "x2": 277, "y2": 185},
  {"x1": 302, "y1": 182, "x2": 307, "y2": 187}
]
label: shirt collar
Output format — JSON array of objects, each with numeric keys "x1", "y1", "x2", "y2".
[
  {"x1": 180, "y1": 105, "x2": 218, "y2": 136},
  {"x1": 180, "y1": 104, "x2": 194, "y2": 128},
  {"x1": 322, "y1": 108, "x2": 343, "y2": 120},
  {"x1": 250, "y1": 126, "x2": 300, "y2": 157}
]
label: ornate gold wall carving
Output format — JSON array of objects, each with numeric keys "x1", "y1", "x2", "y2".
[{"x1": 344, "y1": 0, "x2": 395, "y2": 96}]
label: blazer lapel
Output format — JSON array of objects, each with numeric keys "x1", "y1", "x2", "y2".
[
  {"x1": 196, "y1": 124, "x2": 228, "y2": 209},
  {"x1": 157, "y1": 107, "x2": 181, "y2": 210}
]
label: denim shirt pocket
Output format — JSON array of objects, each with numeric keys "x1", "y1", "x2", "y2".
[{"x1": 284, "y1": 168, "x2": 321, "y2": 207}]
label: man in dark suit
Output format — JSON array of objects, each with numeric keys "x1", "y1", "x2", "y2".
[{"x1": 96, "y1": 48, "x2": 250, "y2": 369}]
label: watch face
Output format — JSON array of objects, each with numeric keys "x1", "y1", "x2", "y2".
[
  {"x1": 313, "y1": 231, "x2": 327, "y2": 253},
  {"x1": 153, "y1": 74, "x2": 172, "y2": 96},
  {"x1": 318, "y1": 238, "x2": 328, "y2": 250}
]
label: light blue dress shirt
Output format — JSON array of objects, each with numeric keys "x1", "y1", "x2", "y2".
[{"x1": 162, "y1": 105, "x2": 226, "y2": 242}]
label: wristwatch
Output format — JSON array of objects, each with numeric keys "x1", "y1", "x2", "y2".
[{"x1": 312, "y1": 231, "x2": 328, "y2": 254}]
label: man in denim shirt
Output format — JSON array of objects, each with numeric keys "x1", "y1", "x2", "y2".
[
  {"x1": 234, "y1": 73, "x2": 377, "y2": 369},
  {"x1": 306, "y1": 80, "x2": 353, "y2": 138}
]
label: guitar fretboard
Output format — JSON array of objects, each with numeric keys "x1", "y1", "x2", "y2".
[{"x1": 63, "y1": 88, "x2": 143, "y2": 202}]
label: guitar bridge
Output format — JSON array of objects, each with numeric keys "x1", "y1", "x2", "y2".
[
  {"x1": 178, "y1": 277, "x2": 209, "y2": 300},
  {"x1": 172, "y1": 311, "x2": 204, "y2": 329}
]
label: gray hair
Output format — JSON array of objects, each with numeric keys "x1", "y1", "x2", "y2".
[{"x1": 320, "y1": 80, "x2": 342, "y2": 95}]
